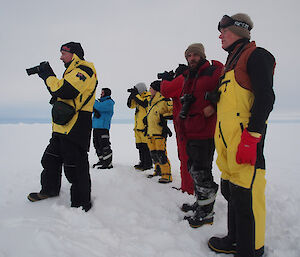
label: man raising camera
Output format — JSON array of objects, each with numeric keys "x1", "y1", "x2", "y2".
[
  {"x1": 27, "y1": 42, "x2": 97, "y2": 212},
  {"x1": 159, "y1": 43, "x2": 223, "y2": 227}
]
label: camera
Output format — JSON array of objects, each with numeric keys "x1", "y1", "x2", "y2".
[
  {"x1": 205, "y1": 90, "x2": 221, "y2": 104},
  {"x1": 157, "y1": 70, "x2": 175, "y2": 81},
  {"x1": 26, "y1": 61, "x2": 49, "y2": 76},
  {"x1": 127, "y1": 88, "x2": 134, "y2": 93},
  {"x1": 179, "y1": 94, "x2": 195, "y2": 119}
]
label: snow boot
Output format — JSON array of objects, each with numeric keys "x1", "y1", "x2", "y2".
[
  {"x1": 135, "y1": 164, "x2": 153, "y2": 171},
  {"x1": 27, "y1": 192, "x2": 57, "y2": 202},
  {"x1": 158, "y1": 173, "x2": 172, "y2": 183},
  {"x1": 187, "y1": 208, "x2": 214, "y2": 228},
  {"x1": 181, "y1": 201, "x2": 198, "y2": 212},
  {"x1": 92, "y1": 159, "x2": 103, "y2": 168},
  {"x1": 147, "y1": 165, "x2": 161, "y2": 178},
  {"x1": 71, "y1": 202, "x2": 93, "y2": 212},
  {"x1": 208, "y1": 236, "x2": 237, "y2": 254},
  {"x1": 134, "y1": 162, "x2": 143, "y2": 170},
  {"x1": 208, "y1": 236, "x2": 264, "y2": 257},
  {"x1": 98, "y1": 163, "x2": 113, "y2": 169}
]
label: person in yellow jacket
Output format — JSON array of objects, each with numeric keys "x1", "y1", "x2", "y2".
[
  {"x1": 127, "y1": 82, "x2": 153, "y2": 171},
  {"x1": 208, "y1": 14, "x2": 275, "y2": 257},
  {"x1": 145, "y1": 81, "x2": 173, "y2": 183},
  {"x1": 27, "y1": 42, "x2": 97, "y2": 212}
]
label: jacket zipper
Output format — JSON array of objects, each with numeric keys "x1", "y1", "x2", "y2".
[{"x1": 219, "y1": 121, "x2": 227, "y2": 148}]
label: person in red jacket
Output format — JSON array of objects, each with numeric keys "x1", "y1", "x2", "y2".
[
  {"x1": 159, "y1": 43, "x2": 223, "y2": 227},
  {"x1": 157, "y1": 65, "x2": 194, "y2": 195}
]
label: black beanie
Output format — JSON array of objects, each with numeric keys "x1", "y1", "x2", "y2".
[
  {"x1": 150, "y1": 80, "x2": 161, "y2": 92},
  {"x1": 102, "y1": 88, "x2": 111, "y2": 97},
  {"x1": 61, "y1": 42, "x2": 85, "y2": 60}
]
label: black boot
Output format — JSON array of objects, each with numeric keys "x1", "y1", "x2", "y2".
[
  {"x1": 134, "y1": 162, "x2": 143, "y2": 169},
  {"x1": 147, "y1": 165, "x2": 161, "y2": 178},
  {"x1": 181, "y1": 201, "x2": 198, "y2": 212},
  {"x1": 186, "y1": 204, "x2": 214, "y2": 228},
  {"x1": 187, "y1": 184, "x2": 218, "y2": 228},
  {"x1": 208, "y1": 235, "x2": 237, "y2": 254},
  {"x1": 27, "y1": 192, "x2": 58, "y2": 202},
  {"x1": 92, "y1": 159, "x2": 103, "y2": 168}
]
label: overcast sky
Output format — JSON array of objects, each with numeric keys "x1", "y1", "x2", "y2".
[{"x1": 1, "y1": 0, "x2": 299, "y2": 122}]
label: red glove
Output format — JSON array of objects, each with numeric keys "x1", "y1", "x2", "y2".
[{"x1": 236, "y1": 129, "x2": 261, "y2": 165}]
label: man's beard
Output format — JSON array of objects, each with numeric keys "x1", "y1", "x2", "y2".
[
  {"x1": 188, "y1": 59, "x2": 206, "y2": 77},
  {"x1": 188, "y1": 59, "x2": 203, "y2": 71}
]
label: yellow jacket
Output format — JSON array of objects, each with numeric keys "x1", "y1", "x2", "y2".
[
  {"x1": 127, "y1": 91, "x2": 151, "y2": 131},
  {"x1": 45, "y1": 54, "x2": 97, "y2": 150},
  {"x1": 146, "y1": 92, "x2": 173, "y2": 137}
]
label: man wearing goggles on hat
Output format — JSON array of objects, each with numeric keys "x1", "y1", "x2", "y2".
[{"x1": 208, "y1": 14, "x2": 276, "y2": 257}]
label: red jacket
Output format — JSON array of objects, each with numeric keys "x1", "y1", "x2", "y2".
[{"x1": 161, "y1": 60, "x2": 223, "y2": 140}]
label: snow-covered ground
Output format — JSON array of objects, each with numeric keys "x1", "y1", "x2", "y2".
[{"x1": 0, "y1": 122, "x2": 299, "y2": 257}]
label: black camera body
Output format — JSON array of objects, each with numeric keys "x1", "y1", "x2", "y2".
[
  {"x1": 179, "y1": 94, "x2": 195, "y2": 119},
  {"x1": 26, "y1": 61, "x2": 49, "y2": 76},
  {"x1": 157, "y1": 70, "x2": 175, "y2": 81},
  {"x1": 127, "y1": 88, "x2": 135, "y2": 93},
  {"x1": 205, "y1": 90, "x2": 221, "y2": 104}
]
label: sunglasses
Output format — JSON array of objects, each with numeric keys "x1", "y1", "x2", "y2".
[{"x1": 218, "y1": 15, "x2": 252, "y2": 31}]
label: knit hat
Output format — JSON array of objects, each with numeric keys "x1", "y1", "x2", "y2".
[
  {"x1": 60, "y1": 42, "x2": 85, "y2": 60},
  {"x1": 218, "y1": 13, "x2": 253, "y2": 39},
  {"x1": 134, "y1": 82, "x2": 147, "y2": 94},
  {"x1": 150, "y1": 80, "x2": 161, "y2": 92},
  {"x1": 185, "y1": 43, "x2": 206, "y2": 60},
  {"x1": 102, "y1": 88, "x2": 111, "y2": 97}
]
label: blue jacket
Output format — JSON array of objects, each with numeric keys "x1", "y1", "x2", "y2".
[{"x1": 92, "y1": 96, "x2": 115, "y2": 129}]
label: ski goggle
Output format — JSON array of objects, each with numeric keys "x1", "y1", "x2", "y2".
[{"x1": 218, "y1": 15, "x2": 252, "y2": 32}]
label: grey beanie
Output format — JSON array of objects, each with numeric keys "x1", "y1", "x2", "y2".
[
  {"x1": 228, "y1": 13, "x2": 253, "y2": 39},
  {"x1": 185, "y1": 43, "x2": 206, "y2": 60},
  {"x1": 134, "y1": 82, "x2": 147, "y2": 94}
]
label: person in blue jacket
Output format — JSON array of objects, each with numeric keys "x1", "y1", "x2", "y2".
[{"x1": 92, "y1": 88, "x2": 115, "y2": 169}]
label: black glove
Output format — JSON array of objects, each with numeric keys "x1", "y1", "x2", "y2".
[
  {"x1": 38, "y1": 62, "x2": 56, "y2": 81},
  {"x1": 157, "y1": 71, "x2": 175, "y2": 81},
  {"x1": 150, "y1": 80, "x2": 161, "y2": 92},
  {"x1": 159, "y1": 115, "x2": 172, "y2": 138},
  {"x1": 175, "y1": 64, "x2": 188, "y2": 77}
]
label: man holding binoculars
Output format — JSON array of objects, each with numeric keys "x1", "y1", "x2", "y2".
[
  {"x1": 27, "y1": 42, "x2": 97, "y2": 212},
  {"x1": 158, "y1": 43, "x2": 223, "y2": 227}
]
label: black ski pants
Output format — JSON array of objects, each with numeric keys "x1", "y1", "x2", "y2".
[
  {"x1": 40, "y1": 135, "x2": 91, "y2": 207},
  {"x1": 93, "y1": 129, "x2": 112, "y2": 158},
  {"x1": 186, "y1": 138, "x2": 216, "y2": 194}
]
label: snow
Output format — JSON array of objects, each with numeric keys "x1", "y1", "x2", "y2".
[{"x1": 0, "y1": 122, "x2": 299, "y2": 257}]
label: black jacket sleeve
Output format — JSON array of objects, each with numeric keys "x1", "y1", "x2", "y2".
[
  {"x1": 247, "y1": 47, "x2": 276, "y2": 133},
  {"x1": 131, "y1": 95, "x2": 148, "y2": 108}
]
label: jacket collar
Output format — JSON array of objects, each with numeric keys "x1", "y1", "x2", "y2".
[
  {"x1": 64, "y1": 54, "x2": 83, "y2": 75},
  {"x1": 184, "y1": 59, "x2": 210, "y2": 78},
  {"x1": 225, "y1": 38, "x2": 249, "y2": 53},
  {"x1": 99, "y1": 96, "x2": 111, "y2": 102}
]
